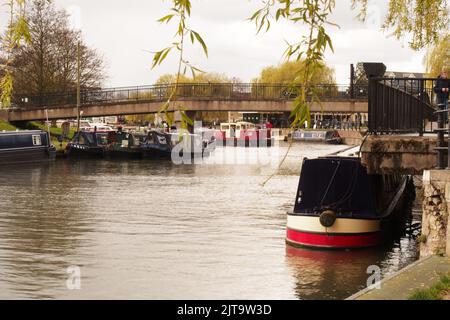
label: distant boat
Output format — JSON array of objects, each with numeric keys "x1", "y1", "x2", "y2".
[
  {"x1": 66, "y1": 129, "x2": 216, "y2": 160},
  {"x1": 0, "y1": 130, "x2": 56, "y2": 165},
  {"x1": 66, "y1": 130, "x2": 142, "y2": 159},
  {"x1": 286, "y1": 156, "x2": 414, "y2": 249},
  {"x1": 140, "y1": 131, "x2": 173, "y2": 159},
  {"x1": 292, "y1": 130, "x2": 342, "y2": 145},
  {"x1": 215, "y1": 122, "x2": 274, "y2": 147},
  {"x1": 141, "y1": 130, "x2": 216, "y2": 160},
  {"x1": 66, "y1": 131, "x2": 107, "y2": 158}
]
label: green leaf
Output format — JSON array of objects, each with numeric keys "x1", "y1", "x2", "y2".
[
  {"x1": 191, "y1": 30, "x2": 208, "y2": 57},
  {"x1": 158, "y1": 14, "x2": 175, "y2": 24}
]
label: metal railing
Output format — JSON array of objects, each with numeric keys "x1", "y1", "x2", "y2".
[
  {"x1": 12, "y1": 83, "x2": 367, "y2": 110},
  {"x1": 435, "y1": 101, "x2": 450, "y2": 169},
  {"x1": 368, "y1": 77, "x2": 438, "y2": 135}
]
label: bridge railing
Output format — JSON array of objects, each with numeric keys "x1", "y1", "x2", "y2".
[
  {"x1": 13, "y1": 83, "x2": 367, "y2": 109},
  {"x1": 368, "y1": 77, "x2": 438, "y2": 135}
]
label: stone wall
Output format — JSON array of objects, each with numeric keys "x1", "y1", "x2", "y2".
[
  {"x1": 421, "y1": 170, "x2": 450, "y2": 257},
  {"x1": 337, "y1": 130, "x2": 364, "y2": 146},
  {"x1": 361, "y1": 136, "x2": 438, "y2": 175},
  {"x1": 0, "y1": 110, "x2": 8, "y2": 121}
]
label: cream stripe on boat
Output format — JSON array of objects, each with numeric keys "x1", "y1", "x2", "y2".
[{"x1": 287, "y1": 215, "x2": 381, "y2": 234}]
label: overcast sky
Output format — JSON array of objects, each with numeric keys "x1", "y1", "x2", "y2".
[{"x1": 3, "y1": 0, "x2": 429, "y2": 87}]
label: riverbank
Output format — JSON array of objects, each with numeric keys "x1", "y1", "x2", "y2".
[{"x1": 347, "y1": 255, "x2": 450, "y2": 300}]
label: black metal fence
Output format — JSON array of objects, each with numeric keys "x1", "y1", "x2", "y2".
[
  {"x1": 368, "y1": 77, "x2": 438, "y2": 134},
  {"x1": 12, "y1": 83, "x2": 367, "y2": 109}
]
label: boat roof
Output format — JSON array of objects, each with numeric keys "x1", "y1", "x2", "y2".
[
  {"x1": 221, "y1": 122, "x2": 255, "y2": 126},
  {"x1": 0, "y1": 130, "x2": 46, "y2": 136}
]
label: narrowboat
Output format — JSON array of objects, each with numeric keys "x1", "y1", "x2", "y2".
[
  {"x1": 286, "y1": 157, "x2": 414, "y2": 249},
  {"x1": 140, "y1": 130, "x2": 173, "y2": 159},
  {"x1": 0, "y1": 130, "x2": 56, "y2": 165},
  {"x1": 66, "y1": 131, "x2": 106, "y2": 158},
  {"x1": 215, "y1": 122, "x2": 274, "y2": 147},
  {"x1": 66, "y1": 130, "x2": 142, "y2": 159},
  {"x1": 141, "y1": 130, "x2": 216, "y2": 160},
  {"x1": 292, "y1": 130, "x2": 342, "y2": 145},
  {"x1": 103, "y1": 131, "x2": 142, "y2": 159}
]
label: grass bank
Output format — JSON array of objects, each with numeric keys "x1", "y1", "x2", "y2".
[
  {"x1": 409, "y1": 274, "x2": 450, "y2": 300},
  {"x1": 0, "y1": 119, "x2": 17, "y2": 131}
]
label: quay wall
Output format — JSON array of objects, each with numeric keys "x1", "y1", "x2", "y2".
[
  {"x1": 421, "y1": 170, "x2": 450, "y2": 257},
  {"x1": 337, "y1": 130, "x2": 364, "y2": 146},
  {"x1": 0, "y1": 110, "x2": 8, "y2": 121}
]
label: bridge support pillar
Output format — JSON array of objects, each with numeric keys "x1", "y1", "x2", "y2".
[
  {"x1": 421, "y1": 170, "x2": 450, "y2": 258},
  {"x1": 174, "y1": 110, "x2": 198, "y2": 133}
]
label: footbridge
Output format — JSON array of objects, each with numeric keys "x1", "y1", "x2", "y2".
[{"x1": 2, "y1": 83, "x2": 368, "y2": 121}]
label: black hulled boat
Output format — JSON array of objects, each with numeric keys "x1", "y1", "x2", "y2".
[
  {"x1": 0, "y1": 130, "x2": 56, "y2": 165},
  {"x1": 286, "y1": 156, "x2": 414, "y2": 249}
]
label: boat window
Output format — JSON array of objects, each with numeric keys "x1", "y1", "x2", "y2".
[
  {"x1": 78, "y1": 135, "x2": 86, "y2": 145},
  {"x1": 32, "y1": 135, "x2": 42, "y2": 146},
  {"x1": 96, "y1": 133, "x2": 108, "y2": 145},
  {"x1": 157, "y1": 135, "x2": 167, "y2": 145},
  {"x1": 147, "y1": 133, "x2": 156, "y2": 144},
  {"x1": 83, "y1": 133, "x2": 95, "y2": 145}
]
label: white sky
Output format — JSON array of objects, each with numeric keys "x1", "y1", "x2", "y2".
[{"x1": 2, "y1": 0, "x2": 428, "y2": 87}]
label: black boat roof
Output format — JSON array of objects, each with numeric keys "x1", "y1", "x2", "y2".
[{"x1": 294, "y1": 155, "x2": 378, "y2": 217}]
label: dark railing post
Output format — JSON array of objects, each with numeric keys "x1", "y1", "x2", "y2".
[
  {"x1": 419, "y1": 79, "x2": 424, "y2": 136},
  {"x1": 447, "y1": 101, "x2": 450, "y2": 170},
  {"x1": 436, "y1": 102, "x2": 446, "y2": 169},
  {"x1": 367, "y1": 77, "x2": 376, "y2": 133}
]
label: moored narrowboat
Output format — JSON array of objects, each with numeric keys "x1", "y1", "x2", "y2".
[
  {"x1": 292, "y1": 130, "x2": 342, "y2": 145},
  {"x1": 215, "y1": 122, "x2": 274, "y2": 147},
  {"x1": 66, "y1": 130, "x2": 143, "y2": 159},
  {"x1": 140, "y1": 130, "x2": 216, "y2": 160},
  {"x1": 0, "y1": 130, "x2": 56, "y2": 165},
  {"x1": 140, "y1": 130, "x2": 173, "y2": 159},
  {"x1": 286, "y1": 157, "x2": 414, "y2": 249},
  {"x1": 66, "y1": 131, "x2": 106, "y2": 158}
]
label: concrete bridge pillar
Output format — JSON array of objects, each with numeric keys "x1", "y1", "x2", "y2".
[
  {"x1": 174, "y1": 110, "x2": 198, "y2": 133},
  {"x1": 421, "y1": 170, "x2": 450, "y2": 257}
]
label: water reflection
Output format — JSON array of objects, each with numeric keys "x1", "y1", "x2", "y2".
[
  {"x1": 0, "y1": 144, "x2": 420, "y2": 299},
  {"x1": 0, "y1": 163, "x2": 96, "y2": 299},
  {"x1": 286, "y1": 234, "x2": 420, "y2": 300}
]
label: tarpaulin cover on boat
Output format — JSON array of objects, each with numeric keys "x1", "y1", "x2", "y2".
[{"x1": 294, "y1": 157, "x2": 378, "y2": 218}]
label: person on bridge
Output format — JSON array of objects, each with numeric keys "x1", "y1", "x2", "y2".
[{"x1": 434, "y1": 69, "x2": 449, "y2": 106}]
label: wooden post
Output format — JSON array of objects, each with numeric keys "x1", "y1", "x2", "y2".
[{"x1": 76, "y1": 41, "x2": 81, "y2": 134}]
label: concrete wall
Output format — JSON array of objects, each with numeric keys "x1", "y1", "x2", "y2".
[
  {"x1": 361, "y1": 136, "x2": 438, "y2": 175},
  {"x1": 0, "y1": 110, "x2": 8, "y2": 121},
  {"x1": 337, "y1": 130, "x2": 364, "y2": 146},
  {"x1": 7, "y1": 99, "x2": 368, "y2": 121},
  {"x1": 421, "y1": 170, "x2": 450, "y2": 257}
]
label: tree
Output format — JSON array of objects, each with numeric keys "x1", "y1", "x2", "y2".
[
  {"x1": 4, "y1": 0, "x2": 105, "y2": 100},
  {"x1": 352, "y1": 0, "x2": 449, "y2": 50},
  {"x1": 423, "y1": 34, "x2": 450, "y2": 77},
  {"x1": 155, "y1": 72, "x2": 230, "y2": 85},
  {"x1": 254, "y1": 60, "x2": 335, "y2": 84}
]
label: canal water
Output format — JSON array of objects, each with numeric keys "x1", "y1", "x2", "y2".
[{"x1": 0, "y1": 143, "x2": 419, "y2": 300}]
